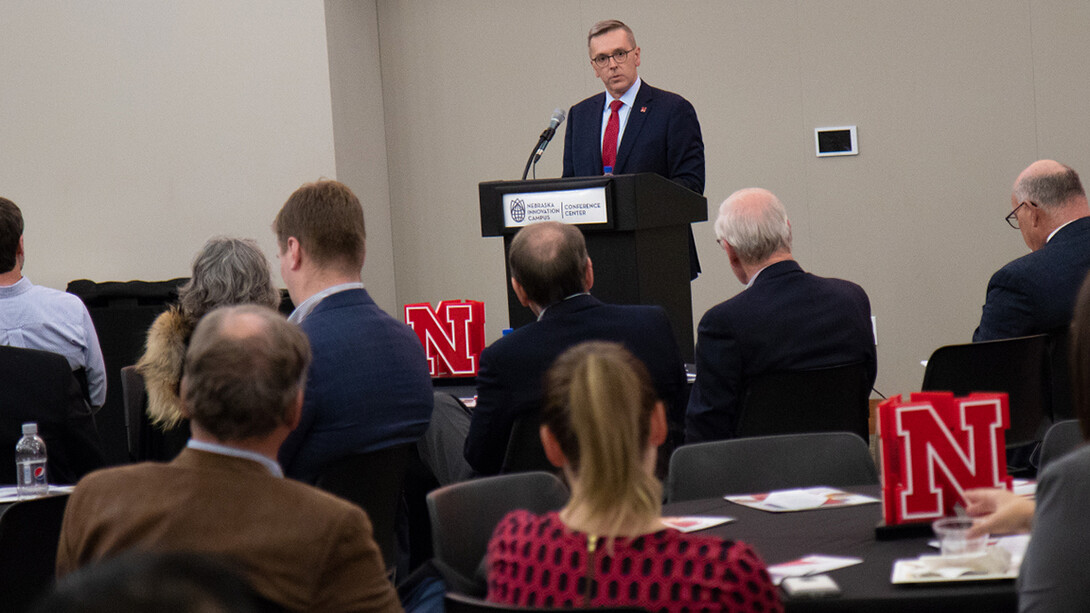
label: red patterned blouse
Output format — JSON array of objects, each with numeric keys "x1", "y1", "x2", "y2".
[{"x1": 486, "y1": 510, "x2": 782, "y2": 613}]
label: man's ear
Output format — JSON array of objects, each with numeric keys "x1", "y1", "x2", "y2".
[
  {"x1": 511, "y1": 277, "x2": 531, "y2": 307},
  {"x1": 583, "y1": 257, "x2": 594, "y2": 292},
  {"x1": 649, "y1": 401, "x2": 668, "y2": 447},
  {"x1": 540, "y1": 425, "x2": 568, "y2": 468},
  {"x1": 285, "y1": 237, "x2": 303, "y2": 271},
  {"x1": 178, "y1": 376, "x2": 193, "y2": 418},
  {"x1": 285, "y1": 388, "x2": 303, "y2": 430}
]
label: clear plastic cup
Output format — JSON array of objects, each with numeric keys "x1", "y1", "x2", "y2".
[{"x1": 932, "y1": 517, "x2": 987, "y2": 556}]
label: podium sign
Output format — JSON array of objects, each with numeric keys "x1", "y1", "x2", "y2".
[
  {"x1": 878, "y1": 392, "x2": 1012, "y2": 525},
  {"x1": 405, "y1": 300, "x2": 485, "y2": 378},
  {"x1": 502, "y1": 187, "x2": 609, "y2": 227}
]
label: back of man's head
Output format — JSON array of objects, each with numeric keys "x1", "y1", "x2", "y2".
[
  {"x1": 273, "y1": 180, "x2": 366, "y2": 274},
  {"x1": 0, "y1": 197, "x2": 23, "y2": 274},
  {"x1": 509, "y1": 221, "x2": 588, "y2": 307},
  {"x1": 181, "y1": 305, "x2": 310, "y2": 442},
  {"x1": 1014, "y1": 161, "x2": 1087, "y2": 211},
  {"x1": 715, "y1": 188, "x2": 792, "y2": 266}
]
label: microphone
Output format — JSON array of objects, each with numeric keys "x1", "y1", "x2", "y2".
[
  {"x1": 522, "y1": 108, "x2": 567, "y2": 180},
  {"x1": 533, "y1": 108, "x2": 567, "y2": 161}
]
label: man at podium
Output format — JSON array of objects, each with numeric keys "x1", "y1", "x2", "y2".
[{"x1": 562, "y1": 19, "x2": 705, "y2": 277}]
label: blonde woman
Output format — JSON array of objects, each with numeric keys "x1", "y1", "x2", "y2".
[{"x1": 486, "y1": 341, "x2": 781, "y2": 612}]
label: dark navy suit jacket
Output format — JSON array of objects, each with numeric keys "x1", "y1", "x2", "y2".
[
  {"x1": 464, "y1": 294, "x2": 687, "y2": 475},
  {"x1": 278, "y1": 288, "x2": 433, "y2": 483},
  {"x1": 685, "y1": 260, "x2": 877, "y2": 443},
  {"x1": 562, "y1": 82, "x2": 704, "y2": 194},
  {"x1": 973, "y1": 216, "x2": 1090, "y2": 342},
  {"x1": 562, "y1": 82, "x2": 705, "y2": 276}
]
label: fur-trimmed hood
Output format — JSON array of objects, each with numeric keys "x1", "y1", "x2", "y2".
[{"x1": 135, "y1": 306, "x2": 196, "y2": 430}]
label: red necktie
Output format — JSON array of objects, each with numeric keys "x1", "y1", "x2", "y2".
[{"x1": 602, "y1": 99, "x2": 623, "y2": 172}]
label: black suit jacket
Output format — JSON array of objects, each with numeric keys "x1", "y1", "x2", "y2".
[
  {"x1": 686, "y1": 261, "x2": 877, "y2": 443},
  {"x1": 464, "y1": 294, "x2": 687, "y2": 475},
  {"x1": 0, "y1": 345, "x2": 105, "y2": 484},
  {"x1": 562, "y1": 82, "x2": 705, "y2": 276},
  {"x1": 973, "y1": 216, "x2": 1090, "y2": 341}
]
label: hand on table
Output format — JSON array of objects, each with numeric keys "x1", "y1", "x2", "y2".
[{"x1": 963, "y1": 487, "x2": 1035, "y2": 538}]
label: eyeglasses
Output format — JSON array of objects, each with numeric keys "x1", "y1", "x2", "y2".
[
  {"x1": 592, "y1": 48, "x2": 636, "y2": 68},
  {"x1": 1006, "y1": 201, "x2": 1037, "y2": 229}
]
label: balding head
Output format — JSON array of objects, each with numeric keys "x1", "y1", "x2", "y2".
[
  {"x1": 715, "y1": 188, "x2": 793, "y2": 267},
  {"x1": 1010, "y1": 160, "x2": 1088, "y2": 251},
  {"x1": 181, "y1": 305, "x2": 310, "y2": 443},
  {"x1": 508, "y1": 221, "x2": 590, "y2": 308}
]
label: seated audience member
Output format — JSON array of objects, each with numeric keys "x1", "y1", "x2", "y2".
[
  {"x1": 273, "y1": 180, "x2": 432, "y2": 484},
  {"x1": 486, "y1": 341, "x2": 781, "y2": 612},
  {"x1": 420, "y1": 221, "x2": 687, "y2": 483},
  {"x1": 966, "y1": 272, "x2": 1090, "y2": 612},
  {"x1": 56, "y1": 305, "x2": 401, "y2": 613},
  {"x1": 34, "y1": 551, "x2": 264, "y2": 613},
  {"x1": 0, "y1": 197, "x2": 106, "y2": 410},
  {"x1": 685, "y1": 188, "x2": 876, "y2": 442},
  {"x1": 974, "y1": 160, "x2": 1090, "y2": 341},
  {"x1": 135, "y1": 236, "x2": 280, "y2": 459}
]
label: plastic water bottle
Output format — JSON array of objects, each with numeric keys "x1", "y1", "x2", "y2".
[{"x1": 15, "y1": 422, "x2": 48, "y2": 498}]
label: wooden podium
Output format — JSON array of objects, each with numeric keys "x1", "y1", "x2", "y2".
[{"x1": 479, "y1": 173, "x2": 707, "y2": 361}]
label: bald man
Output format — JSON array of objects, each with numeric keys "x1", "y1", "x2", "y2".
[
  {"x1": 974, "y1": 160, "x2": 1090, "y2": 341},
  {"x1": 685, "y1": 188, "x2": 876, "y2": 443}
]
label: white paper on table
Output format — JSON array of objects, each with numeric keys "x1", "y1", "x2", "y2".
[
  {"x1": 0, "y1": 485, "x2": 76, "y2": 503},
  {"x1": 725, "y1": 486, "x2": 880, "y2": 512},
  {"x1": 661, "y1": 516, "x2": 734, "y2": 533},
  {"x1": 1012, "y1": 479, "x2": 1036, "y2": 497},
  {"x1": 767, "y1": 554, "x2": 864, "y2": 585}
]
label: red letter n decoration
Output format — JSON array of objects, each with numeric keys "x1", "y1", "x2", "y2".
[
  {"x1": 878, "y1": 392, "x2": 1012, "y2": 525},
  {"x1": 404, "y1": 300, "x2": 485, "y2": 377}
]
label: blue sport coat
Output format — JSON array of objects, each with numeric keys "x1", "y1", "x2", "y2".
[
  {"x1": 464, "y1": 294, "x2": 687, "y2": 476},
  {"x1": 973, "y1": 216, "x2": 1090, "y2": 342},
  {"x1": 686, "y1": 260, "x2": 877, "y2": 443},
  {"x1": 278, "y1": 289, "x2": 433, "y2": 483}
]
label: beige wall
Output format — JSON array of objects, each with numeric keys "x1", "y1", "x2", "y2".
[
  {"x1": 5, "y1": 1, "x2": 1090, "y2": 398},
  {"x1": 0, "y1": 0, "x2": 337, "y2": 291}
]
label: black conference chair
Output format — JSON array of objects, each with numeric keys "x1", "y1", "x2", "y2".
[
  {"x1": 500, "y1": 415, "x2": 555, "y2": 474},
  {"x1": 1047, "y1": 330, "x2": 1074, "y2": 421},
  {"x1": 315, "y1": 443, "x2": 414, "y2": 577},
  {"x1": 921, "y1": 334, "x2": 1052, "y2": 450},
  {"x1": 0, "y1": 494, "x2": 70, "y2": 610},
  {"x1": 119, "y1": 365, "x2": 189, "y2": 463},
  {"x1": 427, "y1": 472, "x2": 569, "y2": 596},
  {"x1": 665, "y1": 432, "x2": 878, "y2": 503},
  {"x1": 735, "y1": 362, "x2": 871, "y2": 442},
  {"x1": 445, "y1": 592, "x2": 645, "y2": 612},
  {"x1": 0, "y1": 346, "x2": 105, "y2": 485},
  {"x1": 1039, "y1": 419, "x2": 1084, "y2": 474}
]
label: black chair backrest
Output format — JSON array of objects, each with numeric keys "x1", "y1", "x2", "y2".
[
  {"x1": 119, "y1": 365, "x2": 147, "y2": 462},
  {"x1": 501, "y1": 415, "x2": 555, "y2": 474},
  {"x1": 665, "y1": 432, "x2": 877, "y2": 503},
  {"x1": 0, "y1": 494, "x2": 70, "y2": 610},
  {"x1": 1047, "y1": 329, "x2": 1074, "y2": 421},
  {"x1": 427, "y1": 472, "x2": 569, "y2": 596},
  {"x1": 315, "y1": 443, "x2": 413, "y2": 574},
  {"x1": 445, "y1": 592, "x2": 645, "y2": 612},
  {"x1": 736, "y1": 362, "x2": 871, "y2": 441},
  {"x1": 921, "y1": 334, "x2": 1051, "y2": 446},
  {"x1": 0, "y1": 346, "x2": 105, "y2": 485},
  {"x1": 1039, "y1": 419, "x2": 1084, "y2": 473}
]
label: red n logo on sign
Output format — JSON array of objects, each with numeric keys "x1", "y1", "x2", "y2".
[
  {"x1": 879, "y1": 392, "x2": 1011, "y2": 525},
  {"x1": 404, "y1": 300, "x2": 485, "y2": 377}
]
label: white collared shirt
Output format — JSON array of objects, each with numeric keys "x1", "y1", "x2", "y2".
[
  {"x1": 187, "y1": 439, "x2": 283, "y2": 477},
  {"x1": 288, "y1": 282, "x2": 364, "y2": 324},
  {"x1": 599, "y1": 77, "x2": 642, "y2": 155}
]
